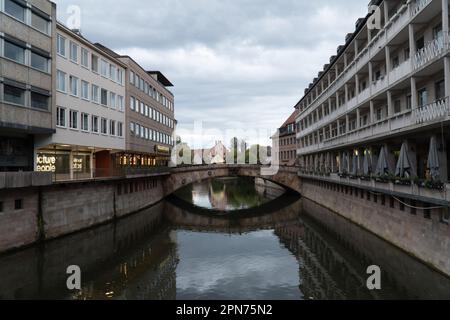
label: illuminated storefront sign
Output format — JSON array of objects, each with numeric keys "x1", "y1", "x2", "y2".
[
  {"x1": 36, "y1": 154, "x2": 57, "y2": 172},
  {"x1": 155, "y1": 145, "x2": 170, "y2": 154}
]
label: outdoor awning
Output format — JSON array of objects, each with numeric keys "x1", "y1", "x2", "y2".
[
  {"x1": 427, "y1": 136, "x2": 440, "y2": 181},
  {"x1": 395, "y1": 141, "x2": 411, "y2": 178}
]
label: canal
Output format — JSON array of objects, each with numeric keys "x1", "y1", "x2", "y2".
[{"x1": 0, "y1": 177, "x2": 449, "y2": 300}]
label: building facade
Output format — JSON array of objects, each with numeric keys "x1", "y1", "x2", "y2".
[
  {"x1": 35, "y1": 23, "x2": 126, "y2": 181},
  {"x1": 0, "y1": 0, "x2": 56, "y2": 172},
  {"x1": 295, "y1": 0, "x2": 450, "y2": 209},
  {"x1": 94, "y1": 44, "x2": 176, "y2": 171},
  {"x1": 273, "y1": 110, "x2": 298, "y2": 166}
]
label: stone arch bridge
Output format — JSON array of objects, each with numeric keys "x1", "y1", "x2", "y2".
[{"x1": 162, "y1": 165, "x2": 302, "y2": 196}]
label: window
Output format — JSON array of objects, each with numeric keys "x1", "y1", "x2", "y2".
[
  {"x1": 31, "y1": 11, "x2": 49, "y2": 34},
  {"x1": 14, "y1": 199, "x2": 23, "y2": 210},
  {"x1": 109, "y1": 120, "x2": 116, "y2": 136},
  {"x1": 130, "y1": 122, "x2": 135, "y2": 134},
  {"x1": 118, "y1": 122, "x2": 123, "y2": 137},
  {"x1": 5, "y1": 0, "x2": 25, "y2": 21},
  {"x1": 418, "y1": 88, "x2": 428, "y2": 107},
  {"x1": 3, "y1": 84, "x2": 25, "y2": 105},
  {"x1": 110, "y1": 92, "x2": 116, "y2": 108},
  {"x1": 31, "y1": 92, "x2": 49, "y2": 110},
  {"x1": 69, "y1": 76, "x2": 78, "y2": 96},
  {"x1": 435, "y1": 80, "x2": 445, "y2": 101},
  {"x1": 404, "y1": 48, "x2": 410, "y2": 60},
  {"x1": 31, "y1": 52, "x2": 49, "y2": 72},
  {"x1": 130, "y1": 71, "x2": 135, "y2": 85},
  {"x1": 92, "y1": 85, "x2": 99, "y2": 103},
  {"x1": 57, "y1": 34, "x2": 66, "y2": 56},
  {"x1": 100, "y1": 59, "x2": 109, "y2": 77},
  {"x1": 70, "y1": 42, "x2": 78, "y2": 63},
  {"x1": 91, "y1": 54, "x2": 99, "y2": 73},
  {"x1": 57, "y1": 107, "x2": 66, "y2": 127},
  {"x1": 140, "y1": 102, "x2": 144, "y2": 115},
  {"x1": 394, "y1": 100, "x2": 401, "y2": 114},
  {"x1": 110, "y1": 65, "x2": 116, "y2": 81},
  {"x1": 117, "y1": 95, "x2": 124, "y2": 111},
  {"x1": 69, "y1": 110, "x2": 78, "y2": 129},
  {"x1": 392, "y1": 56, "x2": 399, "y2": 69},
  {"x1": 81, "y1": 113, "x2": 89, "y2": 131},
  {"x1": 101, "y1": 118, "x2": 107, "y2": 134},
  {"x1": 433, "y1": 23, "x2": 443, "y2": 41},
  {"x1": 91, "y1": 116, "x2": 99, "y2": 133},
  {"x1": 130, "y1": 96, "x2": 135, "y2": 111},
  {"x1": 406, "y1": 95, "x2": 412, "y2": 110},
  {"x1": 101, "y1": 88, "x2": 108, "y2": 106},
  {"x1": 57, "y1": 70, "x2": 66, "y2": 92},
  {"x1": 117, "y1": 69, "x2": 124, "y2": 85},
  {"x1": 416, "y1": 37, "x2": 425, "y2": 51},
  {"x1": 81, "y1": 81, "x2": 89, "y2": 100},
  {"x1": 81, "y1": 48, "x2": 89, "y2": 68},
  {"x1": 4, "y1": 40, "x2": 25, "y2": 64}
]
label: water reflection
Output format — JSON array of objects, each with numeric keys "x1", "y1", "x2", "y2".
[
  {"x1": 174, "y1": 177, "x2": 285, "y2": 211},
  {"x1": 0, "y1": 179, "x2": 449, "y2": 300}
]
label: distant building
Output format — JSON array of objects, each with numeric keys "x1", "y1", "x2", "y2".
[
  {"x1": 191, "y1": 141, "x2": 228, "y2": 165},
  {"x1": 273, "y1": 110, "x2": 299, "y2": 166}
]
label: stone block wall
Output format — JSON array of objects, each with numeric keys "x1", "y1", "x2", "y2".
[{"x1": 300, "y1": 179, "x2": 450, "y2": 276}]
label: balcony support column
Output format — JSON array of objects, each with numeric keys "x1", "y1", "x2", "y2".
[
  {"x1": 370, "y1": 101, "x2": 375, "y2": 124},
  {"x1": 387, "y1": 90, "x2": 394, "y2": 118},
  {"x1": 385, "y1": 46, "x2": 391, "y2": 82},
  {"x1": 354, "y1": 39, "x2": 359, "y2": 56},
  {"x1": 368, "y1": 61, "x2": 373, "y2": 89},
  {"x1": 411, "y1": 77, "x2": 418, "y2": 109},
  {"x1": 344, "y1": 53, "x2": 348, "y2": 68},
  {"x1": 345, "y1": 84, "x2": 349, "y2": 104},
  {"x1": 346, "y1": 115, "x2": 350, "y2": 133},
  {"x1": 445, "y1": 57, "x2": 450, "y2": 97},
  {"x1": 384, "y1": 1, "x2": 389, "y2": 27},
  {"x1": 409, "y1": 24, "x2": 416, "y2": 64},
  {"x1": 336, "y1": 91, "x2": 340, "y2": 108},
  {"x1": 355, "y1": 74, "x2": 360, "y2": 96},
  {"x1": 443, "y1": 0, "x2": 449, "y2": 41},
  {"x1": 337, "y1": 119, "x2": 341, "y2": 136},
  {"x1": 356, "y1": 108, "x2": 361, "y2": 129},
  {"x1": 328, "y1": 98, "x2": 332, "y2": 114}
]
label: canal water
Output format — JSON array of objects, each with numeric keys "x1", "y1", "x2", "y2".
[{"x1": 0, "y1": 177, "x2": 449, "y2": 300}]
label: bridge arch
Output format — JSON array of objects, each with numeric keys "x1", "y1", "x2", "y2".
[{"x1": 162, "y1": 165, "x2": 302, "y2": 197}]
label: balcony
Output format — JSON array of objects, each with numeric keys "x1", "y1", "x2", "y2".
[
  {"x1": 414, "y1": 97, "x2": 450, "y2": 124},
  {"x1": 386, "y1": 3, "x2": 409, "y2": 40},
  {"x1": 368, "y1": 30, "x2": 386, "y2": 58},
  {"x1": 389, "y1": 60, "x2": 412, "y2": 84},
  {"x1": 358, "y1": 87, "x2": 370, "y2": 103},
  {"x1": 413, "y1": 37, "x2": 446, "y2": 70},
  {"x1": 371, "y1": 76, "x2": 387, "y2": 95},
  {"x1": 410, "y1": 0, "x2": 432, "y2": 18}
]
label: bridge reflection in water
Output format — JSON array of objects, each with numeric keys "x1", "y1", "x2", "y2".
[{"x1": 0, "y1": 179, "x2": 449, "y2": 299}]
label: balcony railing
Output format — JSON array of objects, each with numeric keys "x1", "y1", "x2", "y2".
[
  {"x1": 410, "y1": 0, "x2": 432, "y2": 17},
  {"x1": 386, "y1": 3, "x2": 409, "y2": 40},
  {"x1": 389, "y1": 59, "x2": 412, "y2": 84},
  {"x1": 413, "y1": 37, "x2": 446, "y2": 69},
  {"x1": 414, "y1": 97, "x2": 450, "y2": 124},
  {"x1": 371, "y1": 76, "x2": 387, "y2": 95}
]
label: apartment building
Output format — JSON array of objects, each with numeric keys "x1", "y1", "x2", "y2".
[
  {"x1": 273, "y1": 110, "x2": 298, "y2": 166},
  {"x1": 95, "y1": 44, "x2": 176, "y2": 169},
  {"x1": 35, "y1": 23, "x2": 126, "y2": 180},
  {"x1": 0, "y1": 0, "x2": 56, "y2": 172},
  {"x1": 295, "y1": 0, "x2": 450, "y2": 208}
]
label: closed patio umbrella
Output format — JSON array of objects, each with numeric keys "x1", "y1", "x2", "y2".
[
  {"x1": 341, "y1": 152, "x2": 349, "y2": 173},
  {"x1": 351, "y1": 153, "x2": 358, "y2": 175},
  {"x1": 395, "y1": 141, "x2": 411, "y2": 178},
  {"x1": 427, "y1": 136, "x2": 440, "y2": 181},
  {"x1": 375, "y1": 146, "x2": 389, "y2": 176},
  {"x1": 363, "y1": 150, "x2": 371, "y2": 175}
]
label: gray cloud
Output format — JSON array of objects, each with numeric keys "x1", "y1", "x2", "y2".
[{"x1": 54, "y1": 0, "x2": 367, "y2": 146}]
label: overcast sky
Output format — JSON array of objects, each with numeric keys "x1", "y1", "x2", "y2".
[{"x1": 54, "y1": 0, "x2": 367, "y2": 148}]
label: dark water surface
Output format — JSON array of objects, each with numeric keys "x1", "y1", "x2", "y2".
[{"x1": 0, "y1": 177, "x2": 449, "y2": 300}]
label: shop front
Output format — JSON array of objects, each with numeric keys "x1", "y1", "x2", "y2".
[
  {"x1": 114, "y1": 145, "x2": 171, "y2": 174},
  {"x1": 36, "y1": 148, "x2": 93, "y2": 181}
]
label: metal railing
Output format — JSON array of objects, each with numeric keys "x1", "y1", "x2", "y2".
[{"x1": 414, "y1": 97, "x2": 450, "y2": 124}]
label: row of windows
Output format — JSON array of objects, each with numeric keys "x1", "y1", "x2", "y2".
[
  {"x1": 56, "y1": 33, "x2": 125, "y2": 86},
  {"x1": 130, "y1": 96, "x2": 174, "y2": 129},
  {"x1": 2, "y1": 0, "x2": 51, "y2": 35},
  {"x1": 0, "y1": 81, "x2": 50, "y2": 110},
  {"x1": 56, "y1": 70, "x2": 124, "y2": 111},
  {"x1": 129, "y1": 122, "x2": 173, "y2": 146},
  {"x1": 0, "y1": 35, "x2": 50, "y2": 73},
  {"x1": 280, "y1": 150, "x2": 295, "y2": 161},
  {"x1": 129, "y1": 70, "x2": 173, "y2": 111},
  {"x1": 56, "y1": 106, "x2": 123, "y2": 137}
]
